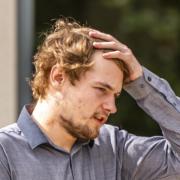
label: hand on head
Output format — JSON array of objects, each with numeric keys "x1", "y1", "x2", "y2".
[{"x1": 89, "y1": 30, "x2": 143, "y2": 83}]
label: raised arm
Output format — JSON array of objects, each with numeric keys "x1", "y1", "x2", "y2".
[{"x1": 90, "y1": 31, "x2": 180, "y2": 179}]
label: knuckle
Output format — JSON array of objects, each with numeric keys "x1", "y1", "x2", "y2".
[
  {"x1": 112, "y1": 41, "x2": 116, "y2": 46},
  {"x1": 123, "y1": 45, "x2": 128, "y2": 49},
  {"x1": 116, "y1": 51, "x2": 121, "y2": 56},
  {"x1": 107, "y1": 34, "x2": 113, "y2": 39}
]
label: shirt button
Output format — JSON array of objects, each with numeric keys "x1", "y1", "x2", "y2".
[
  {"x1": 147, "y1": 76, "x2": 152, "y2": 82},
  {"x1": 173, "y1": 102, "x2": 176, "y2": 106}
]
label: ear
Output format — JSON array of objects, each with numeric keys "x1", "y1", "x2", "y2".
[{"x1": 49, "y1": 64, "x2": 66, "y2": 90}]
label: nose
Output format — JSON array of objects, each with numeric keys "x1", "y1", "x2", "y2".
[{"x1": 102, "y1": 97, "x2": 117, "y2": 114}]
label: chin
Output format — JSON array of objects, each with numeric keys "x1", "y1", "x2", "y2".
[
  {"x1": 87, "y1": 129, "x2": 100, "y2": 140},
  {"x1": 78, "y1": 128, "x2": 100, "y2": 140}
]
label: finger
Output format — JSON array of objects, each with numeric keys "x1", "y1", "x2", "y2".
[
  {"x1": 102, "y1": 50, "x2": 131, "y2": 63},
  {"x1": 89, "y1": 31, "x2": 115, "y2": 42},
  {"x1": 89, "y1": 31, "x2": 128, "y2": 50},
  {"x1": 93, "y1": 41, "x2": 116, "y2": 49},
  {"x1": 93, "y1": 41, "x2": 128, "y2": 52}
]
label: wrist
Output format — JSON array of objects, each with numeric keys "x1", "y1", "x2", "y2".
[{"x1": 127, "y1": 65, "x2": 143, "y2": 82}]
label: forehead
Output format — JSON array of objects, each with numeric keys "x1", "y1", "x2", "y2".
[{"x1": 84, "y1": 51, "x2": 124, "y2": 91}]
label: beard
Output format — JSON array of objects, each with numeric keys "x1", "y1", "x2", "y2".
[{"x1": 59, "y1": 114, "x2": 100, "y2": 140}]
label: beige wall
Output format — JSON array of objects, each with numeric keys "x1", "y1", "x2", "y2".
[{"x1": 0, "y1": 0, "x2": 17, "y2": 127}]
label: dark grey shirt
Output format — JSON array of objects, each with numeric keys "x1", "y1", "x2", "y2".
[{"x1": 1, "y1": 68, "x2": 180, "y2": 180}]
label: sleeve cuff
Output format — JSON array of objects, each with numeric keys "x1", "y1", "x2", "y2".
[{"x1": 123, "y1": 67, "x2": 157, "y2": 100}]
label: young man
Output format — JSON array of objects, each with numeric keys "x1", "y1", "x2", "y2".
[{"x1": 0, "y1": 19, "x2": 180, "y2": 180}]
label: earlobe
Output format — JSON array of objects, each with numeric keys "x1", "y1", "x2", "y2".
[{"x1": 50, "y1": 65, "x2": 65, "y2": 89}]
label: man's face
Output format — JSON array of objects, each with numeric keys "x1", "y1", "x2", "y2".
[{"x1": 56, "y1": 51, "x2": 124, "y2": 140}]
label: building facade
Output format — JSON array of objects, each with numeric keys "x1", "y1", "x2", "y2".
[{"x1": 0, "y1": 0, "x2": 34, "y2": 127}]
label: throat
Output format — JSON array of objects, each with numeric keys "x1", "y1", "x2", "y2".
[{"x1": 32, "y1": 115, "x2": 77, "y2": 152}]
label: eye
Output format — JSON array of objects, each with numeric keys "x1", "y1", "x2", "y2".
[
  {"x1": 95, "y1": 87, "x2": 107, "y2": 95},
  {"x1": 97, "y1": 87, "x2": 106, "y2": 91},
  {"x1": 96, "y1": 87, "x2": 106, "y2": 92}
]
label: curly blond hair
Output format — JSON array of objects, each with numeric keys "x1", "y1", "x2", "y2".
[{"x1": 31, "y1": 18, "x2": 127, "y2": 100}]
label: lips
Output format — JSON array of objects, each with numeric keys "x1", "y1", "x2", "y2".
[{"x1": 93, "y1": 114, "x2": 108, "y2": 125}]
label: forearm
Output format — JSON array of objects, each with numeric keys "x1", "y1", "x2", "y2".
[{"x1": 124, "y1": 67, "x2": 180, "y2": 155}]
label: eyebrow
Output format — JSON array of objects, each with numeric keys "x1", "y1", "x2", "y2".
[{"x1": 94, "y1": 82, "x2": 121, "y2": 96}]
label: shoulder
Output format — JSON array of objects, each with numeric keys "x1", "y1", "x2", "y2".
[
  {"x1": 91, "y1": 124, "x2": 129, "y2": 159},
  {"x1": 98, "y1": 124, "x2": 118, "y2": 137},
  {"x1": 0, "y1": 123, "x2": 20, "y2": 133},
  {"x1": 0, "y1": 123, "x2": 23, "y2": 147},
  {"x1": 0, "y1": 123, "x2": 21, "y2": 136},
  {"x1": 95, "y1": 124, "x2": 128, "y2": 146},
  {"x1": 99, "y1": 124, "x2": 128, "y2": 137}
]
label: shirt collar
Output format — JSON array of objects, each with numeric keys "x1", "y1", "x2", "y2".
[
  {"x1": 17, "y1": 105, "x2": 95, "y2": 149},
  {"x1": 17, "y1": 105, "x2": 48, "y2": 149}
]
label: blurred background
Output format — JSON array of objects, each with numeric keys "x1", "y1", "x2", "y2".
[{"x1": 0, "y1": 0, "x2": 179, "y2": 136}]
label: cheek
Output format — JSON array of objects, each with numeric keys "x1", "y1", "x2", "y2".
[
  {"x1": 74, "y1": 97, "x2": 96, "y2": 118},
  {"x1": 78, "y1": 94, "x2": 102, "y2": 115},
  {"x1": 65, "y1": 87, "x2": 102, "y2": 116},
  {"x1": 77, "y1": 98, "x2": 90, "y2": 111},
  {"x1": 65, "y1": 94, "x2": 88, "y2": 115}
]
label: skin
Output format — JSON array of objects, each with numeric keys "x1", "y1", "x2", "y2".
[
  {"x1": 32, "y1": 50, "x2": 123, "y2": 152},
  {"x1": 89, "y1": 30, "x2": 143, "y2": 82}
]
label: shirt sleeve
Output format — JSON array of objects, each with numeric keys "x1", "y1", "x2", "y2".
[{"x1": 121, "y1": 67, "x2": 180, "y2": 179}]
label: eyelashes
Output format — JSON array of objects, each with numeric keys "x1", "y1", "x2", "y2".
[
  {"x1": 97, "y1": 87, "x2": 106, "y2": 92},
  {"x1": 94, "y1": 87, "x2": 120, "y2": 99}
]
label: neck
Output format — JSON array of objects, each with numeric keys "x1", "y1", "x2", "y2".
[{"x1": 31, "y1": 99, "x2": 76, "y2": 152}]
